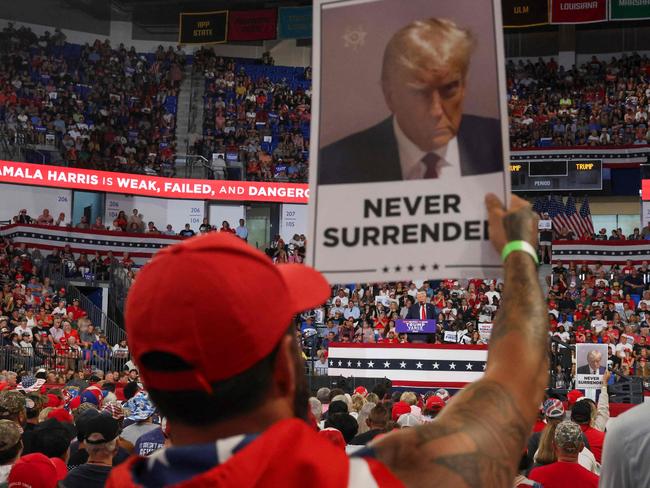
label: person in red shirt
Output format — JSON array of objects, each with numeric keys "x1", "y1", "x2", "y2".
[
  {"x1": 571, "y1": 401, "x2": 605, "y2": 463},
  {"x1": 529, "y1": 421, "x2": 598, "y2": 488},
  {"x1": 67, "y1": 298, "x2": 87, "y2": 321},
  {"x1": 219, "y1": 221, "x2": 236, "y2": 233},
  {"x1": 121, "y1": 252, "x2": 134, "y2": 269}
]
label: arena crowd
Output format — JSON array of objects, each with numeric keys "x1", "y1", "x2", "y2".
[{"x1": 1, "y1": 216, "x2": 648, "y2": 486}]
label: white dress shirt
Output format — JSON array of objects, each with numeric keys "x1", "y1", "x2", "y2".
[{"x1": 393, "y1": 117, "x2": 461, "y2": 179}]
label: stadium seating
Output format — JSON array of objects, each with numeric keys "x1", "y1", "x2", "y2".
[{"x1": 0, "y1": 25, "x2": 182, "y2": 176}]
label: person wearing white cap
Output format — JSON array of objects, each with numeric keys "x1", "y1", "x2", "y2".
[{"x1": 397, "y1": 413, "x2": 422, "y2": 429}]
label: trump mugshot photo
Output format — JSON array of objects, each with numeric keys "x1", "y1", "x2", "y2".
[{"x1": 316, "y1": 0, "x2": 506, "y2": 186}]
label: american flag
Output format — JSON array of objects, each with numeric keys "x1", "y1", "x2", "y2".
[
  {"x1": 547, "y1": 195, "x2": 564, "y2": 219},
  {"x1": 578, "y1": 197, "x2": 595, "y2": 237},
  {"x1": 532, "y1": 196, "x2": 549, "y2": 215},
  {"x1": 551, "y1": 196, "x2": 594, "y2": 239}
]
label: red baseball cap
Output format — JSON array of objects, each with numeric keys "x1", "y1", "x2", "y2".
[
  {"x1": 8, "y1": 453, "x2": 67, "y2": 488},
  {"x1": 318, "y1": 427, "x2": 346, "y2": 450},
  {"x1": 391, "y1": 401, "x2": 411, "y2": 422},
  {"x1": 47, "y1": 408, "x2": 73, "y2": 424},
  {"x1": 46, "y1": 394, "x2": 62, "y2": 408},
  {"x1": 68, "y1": 396, "x2": 82, "y2": 411},
  {"x1": 354, "y1": 386, "x2": 368, "y2": 397},
  {"x1": 567, "y1": 389, "x2": 584, "y2": 407},
  {"x1": 126, "y1": 233, "x2": 330, "y2": 391},
  {"x1": 425, "y1": 395, "x2": 446, "y2": 413}
]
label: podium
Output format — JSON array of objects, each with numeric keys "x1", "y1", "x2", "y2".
[{"x1": 395, "y1": 319, "x2": 437, "y2": 334}]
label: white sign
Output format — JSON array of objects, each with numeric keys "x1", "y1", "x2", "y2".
[
  {"x1": 279, "y1": 204, "x2": 308, "y2": 241},
  {"x1": 575, "y1": 343, "x2": 608, "y2": 389},
  {"x1": 538, "y1": 220, "x2": 552, "y2": 230},
  {"x1": 308, "y1": 0, "x2": 509, "y2": 283},
  {"x1": 443, "y1": 330, "x2": 458, "y2": 343},
  {"x1": 478, "y1": 323, "x2": 493, "y2": 341}
]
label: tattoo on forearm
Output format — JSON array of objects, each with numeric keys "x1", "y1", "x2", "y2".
[{"x1": 375, "y1": 380, "x2": 531, "y2": 488}]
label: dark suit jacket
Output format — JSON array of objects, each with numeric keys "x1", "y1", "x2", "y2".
[
  {"x1": 319, "y1": 115, "x2": 503, "y2": 184},
  {"x1": 405, "y1": 303, "x2": 437, "y2": 321},
  {"x1": 576, "y1": 365, "x2": 606, "y2": 375},
  {"x1": 349, "y1": 428, "x2": 384, "y2": 446}
]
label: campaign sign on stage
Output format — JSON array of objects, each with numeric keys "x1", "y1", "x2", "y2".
[
  {"x1": 308, "y1": 0, "x2": 510, "y2": 284},
  {"x1": 575, "y1": 343, "x2": 608, "y2": 389},
  {"x1": 478, "y1": 323, "x2": 493, "y2": 341},
  {"x1": 395, "y1": 319, "x2": 437, "y2": 334}
]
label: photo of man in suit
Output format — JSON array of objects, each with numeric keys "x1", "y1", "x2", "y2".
[
  {"x1": 406, "y1": 291, "x2": 436, "y2": 321},
  {"x1": 319, "y1": 17, "x2": 503, "y2": 185},
  {"x1": 577, "y1": 349, "x2": 606, "y2": 375}
]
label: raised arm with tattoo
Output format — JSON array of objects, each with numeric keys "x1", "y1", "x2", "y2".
[{"x1": 372, "y1": 194, "x2": 549, "y2": 488}]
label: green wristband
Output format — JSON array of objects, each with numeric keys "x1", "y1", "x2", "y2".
[{"x1": 501, "y1": 240, "x2": 539, "y2": 265}]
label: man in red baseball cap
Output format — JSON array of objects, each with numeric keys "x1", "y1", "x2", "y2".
[
  {"x1": 423, "y1": 395, "x2": 446, "y2": 421},
  {"x1": 8, "y1": 452, "x2": 67, "y2": 488},
  {"x1": 107, "y1": 194, "x2": 550, "y2": 487}
]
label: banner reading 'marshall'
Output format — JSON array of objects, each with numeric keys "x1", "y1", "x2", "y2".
[
  {"x1": 0, "y1": 161, "x2": 309, "y2": 204},
  {"x1": 551, "y1": 0, "x2": 607, "y2": 23},
  {"x1": 610, "y1": 0, "x2": 650, "y2": 20}
]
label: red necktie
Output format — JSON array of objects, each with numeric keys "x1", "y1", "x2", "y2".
[
  {"x1": 421, "y1": 305, "x2": 426, "y2": 320},
  {"x1": 422, "y1": 153, "x2": 441, "y2": 179}
]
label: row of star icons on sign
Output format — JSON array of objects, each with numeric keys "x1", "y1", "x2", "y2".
[
  {"x1": 562, "y1": 251, "x2": 640, "y2": 255},
  {"x1": 329, "y1": 359, "x2": 485, "y2": 371},
  {"x1": 34, "y1": 234, "x2": 162, "y2": 248},
  {"x1": 382, "y1": 264, "x2": 439, "y2": 273}
]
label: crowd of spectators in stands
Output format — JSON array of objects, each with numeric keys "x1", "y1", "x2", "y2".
[
  {"x1": 0, "y1": 23, "x2": 183, "y2": 176},
  {"x1": 508, "y1": 53, "x2": 650, "y2": 148},
  {"x1": 1, "y1": 218, "x2": 648, "y2": 486},
  {"x1": 546, "y1": 222, "x2": 650, "y2": 242},
  {"x1": 190, "y1": 48, "x2": 311, "y2": 183},
  {"x1": 4, "y1": 22, "x2": 650, "y2": 190},
  {"x1": 10, "y1": 206, "x2": 308, "y2": 270},
  {"x1": 0, "y1": 233, "x2": 132, "y2": 375},
  {"x1": 301, "y1": 257, "x2": 650, "y2": 397}
]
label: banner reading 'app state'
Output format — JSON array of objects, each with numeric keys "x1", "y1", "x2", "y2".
[
  {"x1": 502, "y1": 0, "x2": 549, "y2": 27},
  {"x1": 178, "y1": 10, "x2": 228, "y2": 44},
  {"x1": 551, "y1": 0, "x2": 607, "y2": 23},
  {"x1": 610, "y1": 0, "x2": 650, "y2": 20}
]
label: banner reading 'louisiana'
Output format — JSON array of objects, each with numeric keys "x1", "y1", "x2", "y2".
[{"x1": 550, "y1": 0, "x2": 607, "y2": 24}]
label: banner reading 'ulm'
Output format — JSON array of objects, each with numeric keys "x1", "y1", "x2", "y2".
[{"x1": 502, "y1": 0, "x2": 550, "y2": 27}]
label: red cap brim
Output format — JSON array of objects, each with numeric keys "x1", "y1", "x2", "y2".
[
  {"x1": 277, "y1": 263, "x2": 331, "y2": 313},
  {"x1": 51, "y1": 458, "x2": 68, "y2": 480}
]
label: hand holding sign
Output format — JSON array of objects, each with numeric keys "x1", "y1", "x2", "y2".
[{"x1": 485, "y1": 193, "x2": 538, "y2": 254}]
